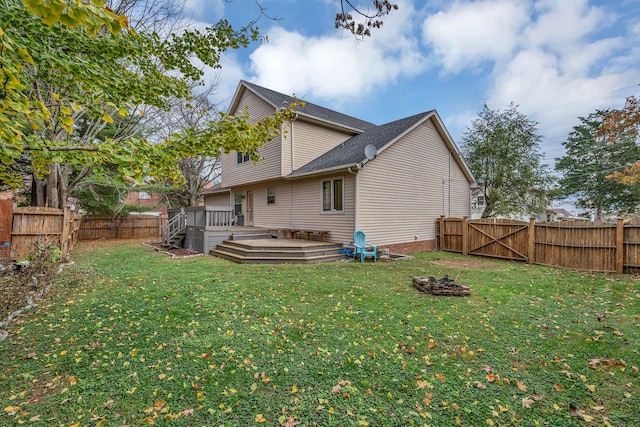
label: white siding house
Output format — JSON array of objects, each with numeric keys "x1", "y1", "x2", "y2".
[{"x1": 210, "y1": 81, "x2": 475, "y2": 253}]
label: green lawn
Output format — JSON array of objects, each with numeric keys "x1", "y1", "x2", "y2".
[{"x1": 1, "y1": 240, "x2": 638, "y2": 426}]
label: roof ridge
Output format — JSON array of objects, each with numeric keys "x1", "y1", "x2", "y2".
[{"x1": 240, "y1": 80, "x2": 376, "y2": 132}]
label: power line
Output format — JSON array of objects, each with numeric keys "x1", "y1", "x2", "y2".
[{"x1": 530, "y1": 84, "x2": 640, "y2": 115}]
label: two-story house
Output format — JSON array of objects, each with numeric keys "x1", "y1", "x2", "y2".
[{"x1": 204, "y1": 80, "x2": 475, "y2": 254}]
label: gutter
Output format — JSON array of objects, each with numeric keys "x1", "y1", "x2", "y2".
[{"x1": 286, "y1": 163, "x2": 360, "y2": 180}]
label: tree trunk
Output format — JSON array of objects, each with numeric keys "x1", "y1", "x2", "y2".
[
  {"x1": 31, "y1": 175, "x2": 47, "y2": 207},
  {"x1": 31, "y1": 163, "x2": 72, "y2": 208}
]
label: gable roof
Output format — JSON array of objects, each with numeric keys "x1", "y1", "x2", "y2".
[
  {"x1": 226, "y1": 81, "x2": 475, "y2": 185},
  {"x1": 288, "y1": 110, "x2": 474, "y2": 184},
  {"x1": 289, "y1": 111, "x2": 434, "y2": 177},
  {"x1": 231, "y1": 81, "x2": 376, "y2": 133}
]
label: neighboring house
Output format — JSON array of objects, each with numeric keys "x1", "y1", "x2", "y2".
[
  {"x1": 205, "y1": 81, "x2": 475, "y2": 253},
  {"x1": 124, "y1": 189, "x2": 167, "y2": 216},
  {"x1": 538, "y1": 207, "x2": 588, "y2": 222}
]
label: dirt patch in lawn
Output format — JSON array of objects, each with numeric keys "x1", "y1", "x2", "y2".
[
  {"x1": 146, "y1": 242, "x2": 201, "y2": 258},
  {"x1": 434, "y1": 257, "x2": 501, "y2": 270}
]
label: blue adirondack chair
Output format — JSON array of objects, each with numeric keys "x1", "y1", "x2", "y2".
[{"x1": 353, "y1": 230, "x2": 377, "y2": 263}]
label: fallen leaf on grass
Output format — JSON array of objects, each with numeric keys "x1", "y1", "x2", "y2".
[
  {"x1": 517, "y1": 381, "x2": 527, "y2": 391},
  {"x1": 553, "y1": 383, "x2": 564, "y2": 392},
  {"x1": 280, "y1": 416, "x2": 300, "y2": 427},
  {"x1": 521, "y1": 397, "x2": 534, "y2": 408},
  {"x1": 475, "y1": 381, "x2": 487, "y2": 390},
  {"x1": 255, "y1": 413, "x2": 266, "y2": 423},
  {"x1": 416, "y1": 379, "x2": 429, "y2": 389}
]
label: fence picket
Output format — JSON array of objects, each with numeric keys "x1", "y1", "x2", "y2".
[{"x1": 439, "y1": 217, "x2": 636, "y2": 274}]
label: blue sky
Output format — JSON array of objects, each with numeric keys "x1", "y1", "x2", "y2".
[{"x1": 182, "y1": 0, "x2": 640, "y2": 165}]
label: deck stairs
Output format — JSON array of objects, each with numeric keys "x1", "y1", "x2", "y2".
[
  {"x1": 161, "y1": 209, "x2": 187, "y2": 248},
  {"x1": 210, "y1": 239, "x2": 348, "y2": 264}
]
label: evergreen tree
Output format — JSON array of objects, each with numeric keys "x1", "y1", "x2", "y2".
[{"x1": 555, "y1": 111, "x2": 640, "y2": 220}]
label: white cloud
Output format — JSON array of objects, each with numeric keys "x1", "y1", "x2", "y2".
[
  {"x1": 182, "y1": 0, "x2": 225, "y2": 18},
  {"x1": 419, "y1": 0, "x2": 639, "y2": 161},
  {"x1": 522, "y1": 0, "x2": 607, "y2": 51},
  {"x1": 421, "y1": 0, "x2": 530, "y2": 73},
  {"x1": 245, "y1": 0, "x2": 425, "y2": 106}
]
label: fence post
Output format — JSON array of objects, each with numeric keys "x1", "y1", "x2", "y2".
[
  {"x1": 61, "y1": 205, "x2": 71, "y2": 262},
  {"x1": 438, "y1": 215, "x2": 445, "y2": 250},
  {"x1": 527, "y1": 217, "x2": 536, "y2": 264},
  {"x1": 462, "y1": 216, "x2": 468, "y2": 256},
  {"x1": 616, "y1": 218, "x2": 624, "y2": 274}
]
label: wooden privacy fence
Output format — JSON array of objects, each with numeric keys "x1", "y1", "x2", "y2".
[
  {"x1": 437, "y1": 216, "x2": 640, "y2": 274},
  {"x1": 10, "y1": 205, "x2": 82, "y2": 261},
  {"x1": 79, "y1": 214, "x2": 165, "y2": 240}
]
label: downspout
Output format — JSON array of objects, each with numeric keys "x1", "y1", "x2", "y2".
[
  {"x1": 290, "y1": 114, "x2": 298, "y2": 173},
  {"x1": 448, "y1": 151, "x2": 452, "y2": 217},
  {"x1": 348, "y1": 166, "x2": 358, "y2": 232}
]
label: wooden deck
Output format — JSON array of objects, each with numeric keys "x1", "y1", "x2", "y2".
[{"x1": 210, "y1": 238, "x2": 348, "y2": 264}]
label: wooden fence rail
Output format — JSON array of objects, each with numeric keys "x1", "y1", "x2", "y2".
[
  {"x1": 437, "y1": 216, "x2": 638, "y2": 274},
  {"x1": 78, "y1": 214, "x2": 166, "y2": 240},
  {"x1": 10, "y1": 205, "x2": 82, "y2": 261}
]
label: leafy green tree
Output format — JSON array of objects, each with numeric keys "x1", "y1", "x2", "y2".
[
  {"x1": 555, "y1": 111, "x2": 640, "y2": 220},
  {"x1": 1, "y1": 0, "x2": 296, "y2": 207},
  {"x1": 601, "y1": 95, "x2": 640, "y2": 185},
  {"x1": 461, "y1": 103, "x2": 550, "y2": 218}
]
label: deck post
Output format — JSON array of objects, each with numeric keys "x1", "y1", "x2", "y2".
[
  {"x1": 616, "y1": 218, "x2": 624, "y2": 274},
  {"x1": 437, "y1": 216, "x2": 445, "y2": 250},
  {"x1": 527, "y1": 217, "x2": 536, "y2": 264}
]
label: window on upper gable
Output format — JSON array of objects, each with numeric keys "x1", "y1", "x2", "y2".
[
  {"x1": 477, "y1": 195, "x2": 485, "y2": 206},
  {"x1": 237, "y1": 153, "x2": 250, "y2": 164}
]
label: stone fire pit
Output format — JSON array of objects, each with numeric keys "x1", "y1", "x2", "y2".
[{"x1": 412, "y1": 275, "x2": 471, "y2": 297}]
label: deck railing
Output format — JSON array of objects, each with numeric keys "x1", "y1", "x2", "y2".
[
  {"x1": 166, "y1": 206, "x2": 234, "y2": 234},
  {"x1": 162, "y1": 209, "x2": 187, "y2": 245}
]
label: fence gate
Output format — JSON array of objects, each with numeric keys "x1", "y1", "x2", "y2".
[{"x1": 467, "y1": 219, "x2": 529, "y2": 261}]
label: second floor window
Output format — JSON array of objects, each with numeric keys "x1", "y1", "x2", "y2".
[{"x1": 237, "y1": 153, "x2": 250, "y2": 164}]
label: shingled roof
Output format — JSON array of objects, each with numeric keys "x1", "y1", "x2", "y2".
[
  {"x1": 239, "y1": 80, "x2": 376, "y2": 132},
  {"x1": 289, "y1": 111, "x2": 435, "y2": 177}
]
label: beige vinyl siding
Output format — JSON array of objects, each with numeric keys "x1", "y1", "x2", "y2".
[
  {"x1": 203, "y1": 192, "x2": 231, "y2": 207},
  {"x1": 356, "y1": 119, "x2": 471, "y2": 246},
  {"x1": 221, "y1": 90, "x2": 282, "y2": 187},
  {"x1": 283, "y1": 120, "x2": 355, "y2": 175},
  {"x1": 238, "y1": 175, "x2": 356, "y2": 244}
]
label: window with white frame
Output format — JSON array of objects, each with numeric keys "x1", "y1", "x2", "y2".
[
  {"x1": 138, "y1": 191, "x2": 151, "y2": 200},
  {"x1": 322, "y1": 178, "x2": 343, "y2": 213},
  {"x1": 477, "y1": 195, "x2": 485, "y2": 206},
  {"x1": 267, "y1": 187, "x2": 276, "y2": 205}
]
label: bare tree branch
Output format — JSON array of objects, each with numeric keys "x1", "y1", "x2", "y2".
[{"x1": 335, "y1": 0, "x2": 398, "y2": 39}]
